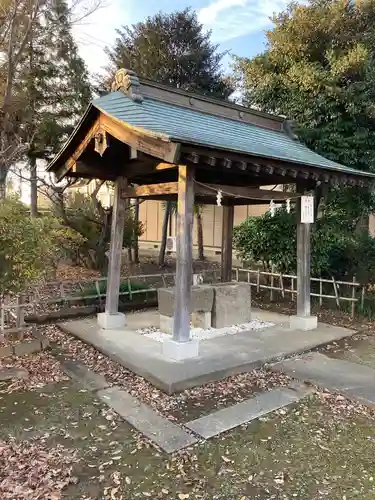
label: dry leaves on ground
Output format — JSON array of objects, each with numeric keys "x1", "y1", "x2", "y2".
[
  {"x1": 55, "y1": 264, "x2": 101, "y2": 282},
  {"x1": 0, "y1": 352, "x2": 69, "y2": 393},
  {"x1": 316, "y1": 389, "x2": 375, "y2": 420},
  {"x1": 43, "y1": 325, "x2": 291, "y2": 418},
  {"x1": 0, "y1": 437, "x2": 77, "y2": 499}
]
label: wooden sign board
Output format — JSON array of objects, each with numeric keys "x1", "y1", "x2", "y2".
[{"x1": 301, "y1": 195, "x2": 314, "y2": 223}]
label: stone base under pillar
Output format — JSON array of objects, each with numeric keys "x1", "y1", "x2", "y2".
[
  {"x1": 162, "y1": 338, "x2": 199, "y2": 361},
  {"x1": 97, "y1": 312, "x2": 126, "y2": 330},
  {"x1": 290, "y1": 315, "x2": 318, "y2": 331}
]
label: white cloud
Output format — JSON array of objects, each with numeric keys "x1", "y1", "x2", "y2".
[
  {"x1": 198, "y1": 0, "x2": 292, "y2": 42},
  {"x1": 71, "y1": 0, "x2": 129, "y2": 75}
]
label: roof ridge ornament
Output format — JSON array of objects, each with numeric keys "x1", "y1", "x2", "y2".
[
  {"x1": 283, "y1": 119, "x2": 298, "y2": 140},
  {"x1": 111, "y1": 68, "x2": 143, "y2": 103}
]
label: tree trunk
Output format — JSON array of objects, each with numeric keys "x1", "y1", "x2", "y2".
[
  {"x1": 133, "y1": 199, "x2": 140, "y2": 263},
  {"x1": 127, "y1": 246, "x2": 133, "y2": 263},
  {"x1": 0, "y1": 165, "x2": 7, "y2": 200},
  {"x1": 0, "y1": 180, "x2": 5, "y2": 200},
  {"x1": 30, "y1": 157, "x2": 38, "y2": 216},
  {"x1": 158, "y1": 200, "x2": 172, "y2": 267},
  {"x1": 196, "y1": 206, "x2": 204, "y2": 260}
]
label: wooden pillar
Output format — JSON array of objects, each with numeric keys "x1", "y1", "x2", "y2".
[
  {"x1": 296, "y1": 190, "x2": 311, "y2": 318},
  {"x1": 105, "y1": 176, "x2": 127, "y2": 315},
  {"x1": 221, "y1": 204, "x2": 234, "y2": 283},
  {"x1": 173, "y1": 165, "x2": 195, "y2": 342}
]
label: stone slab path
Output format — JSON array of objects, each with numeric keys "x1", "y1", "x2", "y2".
[
  {"x1": 97, "y1": 386, "x2": 198, "y2": 454},
  {"x1": 0, "y1": 367, "x2": 28, "y2": 381},
  {"x1": 185, "y1": 384, "x2": 311, "y2": 439},
  {"x1": 60, "y1": 359, "x2": 110, "y2": 392},
  {"x1": 272, "y1": 352, "x2": 375, "y2": 408}
]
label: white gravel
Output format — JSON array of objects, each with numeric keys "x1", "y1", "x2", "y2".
[{"x1": 136, "y1": 318, "x2": 275, "y2": 343}]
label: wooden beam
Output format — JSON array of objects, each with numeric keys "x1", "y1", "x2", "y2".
[
  {"x1": 237, "y1": 161, "x2": 247, "y2": 171},
  {"x1": 105, "y1": 177, "x2": 128, "y2": 315},
  {"x1": 71, "y1": 160, "x2": 118, "y2": 180},
  {"x1": 173, "y1": 165, "x2": 195, "y2": 342},
  {"x1": 276, "y1": 167, "x2": 287, "y2": 176},
  {"x1": 221, "y1": 205, "x2": 234, "y2": 283},
  {"x1": 155, "y1": 162, "x2": 178, "y2": 170},
  {"x1": 186, "y1": 152, "x2": 200, "y2": 164},
  {"x1": 121, "y1": 182, "x2": 178, "y2": 198},
  {"x1": 248, "y1": 163, "x2": 261, "y2": 174},
  {"x1": 195, "y1": 183, "x2": 295, "y2": 201},
  {"x1": 204, "y1": 156, "x2": 217, "y2": 167},
  {"x1": 54, "y1": 119, "x2": 102, "y2": 180},
  {"x1": 98, "y1": 112, "x2": 180, "y2": 164},
  {"x1": 298, "y1": 170, "x2": 310, "y2": 180}
]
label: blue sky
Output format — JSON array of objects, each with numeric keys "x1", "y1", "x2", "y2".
[{"x1": 73, "y1": 0, "x2": 292, "y2": 75}]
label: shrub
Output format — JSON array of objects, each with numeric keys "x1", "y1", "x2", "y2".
[
  {"x1": 233, "y1": 208, "x2": 375, "y2": 283},
  {"x1": 0, "y1": 198, "x2": 70, "y2": 295},
  {"x1": 233, "y1": 209, "x2": 296, "y2": 272},
  {"x1": 54, "y1": 192, "x2": 144, "y2": 271}
]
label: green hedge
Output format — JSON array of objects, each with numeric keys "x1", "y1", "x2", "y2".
[{"x1": 233, "y1": 208, "x2": 375, "y2": 284}]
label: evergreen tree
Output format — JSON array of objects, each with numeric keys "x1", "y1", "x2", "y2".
[
  {"x1": 19, "y1": 0, "x2": 91, "y2": 215},
  {"x1": 233, "y1": 0, "x2": 375, "y2": 222},
  {"x1": 103, "y1": 7, "x2": 232, "y2": 99}
]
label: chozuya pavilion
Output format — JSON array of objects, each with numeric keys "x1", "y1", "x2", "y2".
[{"x1": 48, "y1": 68, "x2": 375, "y2": 371}]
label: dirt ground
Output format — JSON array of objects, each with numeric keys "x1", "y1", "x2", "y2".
[
  {"x1": 1, "y1": 375, "x2": 375, "y2": 500},
  {"x1": 2, "y1": 317, "x2": 375, "y2": 499},
  {"x1": 3, "y1": 259, "x2": 375, "y2": 498}
]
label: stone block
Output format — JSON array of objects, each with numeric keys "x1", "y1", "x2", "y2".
[
  {"x1": 157, "y1": 286, "x2": 214, "y2": 318},
  {"x1": 98, "y1": 386, "x2": 197, "y2": 453},
  {"x1": 97, "y1": 312, "x2": 126, "y2": 329},
  {"x1": 162, "y1": 338, "x2": 199, "y2": 361},
  {"x1": 159, "y1": 314, "x2": 173, "y2": 334},
  {"x1": 191, "y1": 311, "x2": 211, "y2": 329},
  {"x1": 185, "y1": 386, "x2": 310, "y2": 439},
  {"x1": 14, "y1": 339, "x2": 41, "y2": 357},
  {"x1": 61, "y1": 359, "x2": 109, "y2": 391},
  {"x1": 160, "y1": 311, "x2": 211, "y2": 334},
  {"x1": 211, "y1": 282, "x2": 251, "y2": 328},
  {"x1": 32, "y1": 329, "x2": 50, "y2": 349},
  {"x1": 0, "y1": 367, "x2": 28, "y2": 381},
  {"x1": 0, "y1": 345, "x2": 13, "y2": 358},
  {"x1": 290, "y1": 315, "x2": 318, "y2": 331}
]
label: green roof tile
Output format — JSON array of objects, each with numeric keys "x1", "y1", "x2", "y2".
[{"x1": 93, "y1": 92, "x2": 375, "y2": 177}]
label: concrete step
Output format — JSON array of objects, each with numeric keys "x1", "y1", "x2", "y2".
[
  {"x1": 272, "y1": 352, "x2": 375, "y2": 408},
  {"x1": 97, "y1": 386, "x2": 197, "y2": 453},
  {"x1": 185, "y1": 384, "x2": 311, "y2": 439}
]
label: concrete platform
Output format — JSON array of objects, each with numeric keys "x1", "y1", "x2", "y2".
[
  {"x1": 59, "y1": 309, "x2": 356, "y2": 394},
  {"x1": 272, "y1": 352, "x2": 375, "y2": 408}
]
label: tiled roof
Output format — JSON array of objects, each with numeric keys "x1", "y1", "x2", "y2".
[{"x1": 93, "y1": 91, "x2": 375, "y2": 177}]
